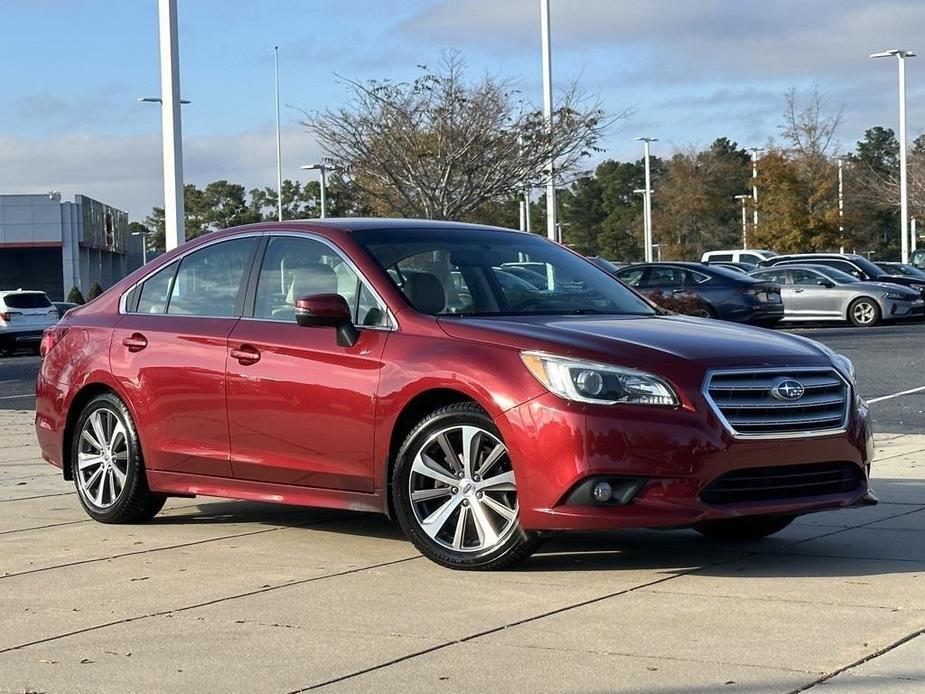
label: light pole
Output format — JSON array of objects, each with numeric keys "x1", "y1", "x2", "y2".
[
  {"x1": 870, "y1": 48, "x2": 917, "y2": 263},
  {"x1": 636, "y1": 137, "x2": 658, "y2": 262},
  {"x1": 274, "y1": 46, "x2": 283, "y2": 222},
  {"x1": 540, "y1": 0, "x2": 557, "y2": 242},
  {"x1": 747, "y1": 147, "x2": 763, "y2": 231},
  {"x1": 837, "y1": 156, "x2": 845, "y2": 253},
  {"x1": 734, "y1": 194, "x2": 750, "y2": 249},
  {"x1": 633, "y1": 188, "x2": 649, "y2": 260},
  {"x1": 300, "y1": 164, "x2": 327, "y2": 218},
  {"x1": 157, "y1": 0, "x2": 185, "y2": 251}
]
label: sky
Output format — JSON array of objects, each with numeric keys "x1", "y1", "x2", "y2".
[{"x1": 2, "y1": 0, "x2": 924, "y2": 220}]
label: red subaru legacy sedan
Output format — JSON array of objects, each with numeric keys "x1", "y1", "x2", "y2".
[{"x1": 35, "y1": 220, "x2": 875, "y2": 569}]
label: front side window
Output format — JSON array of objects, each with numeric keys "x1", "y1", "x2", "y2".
[
  {"x1": 791, "y1": 268, "x2": 822, "y2": 286},
  {"x1": 167, "y1": 238, "x2": 256, "y2": 317},
  {"x1": 354, "y1": 227, "x2": 655, "y2": 317},
  {"x1": 752, "y1": 269, "x2": 788, "y2": 284},
  {"x1": 646, "y1": 267, "x2": 685, "y2": 288},
  {"x1": 253, "y1": 236, "x2": 389, "y2": 326}
]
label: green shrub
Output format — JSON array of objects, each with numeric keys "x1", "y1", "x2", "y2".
[
  {"x1": 87, "y1": 282, "x2": 104, "y2": 301},
  {"x1": 67, "y1": 287, "x2": 85, "y2": 304}
]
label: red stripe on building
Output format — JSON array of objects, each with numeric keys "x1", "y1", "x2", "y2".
[{"x1": 0, "y1": 241, "x2": 64, "y2": 248}]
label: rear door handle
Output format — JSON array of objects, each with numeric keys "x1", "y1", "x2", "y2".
[
  {"x1": 122, "y1": 333, "x2": 148, "y2": 352},
  {"x1": 793, "y1": 288, "x2": 804, "y2": 293},
  {"x1": 230, "y1": 345, "x2": 260, "y2": 365},
  {"x1": 671, "y1": 288, "x2": 685, "y2": 294}
]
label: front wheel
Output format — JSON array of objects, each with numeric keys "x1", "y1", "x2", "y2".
[
  {"x1": 848, "y1": 297, "x2": 881, "y2": 327},
  {"x1": 71, "y1": 392, "x2": 166, "y2": 523},
  {"x1": 392, "y1": 402, "x2": 541, "y2": 570},
  {"x1": 695, "y1": 514, "x2": 795, "y2": 541}
]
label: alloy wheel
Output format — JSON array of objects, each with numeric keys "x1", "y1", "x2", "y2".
[
  {"x1": 852, "y1": 300, "x2": 876, "y2": 325},
  {"x1": 76, "y1": 407, "x2": 129, "y2": 509},
  {"x1": 408, "y1": 424, "x2": 518, "y2": 553}
]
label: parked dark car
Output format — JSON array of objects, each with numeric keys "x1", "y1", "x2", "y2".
[
  {"x1": 35, "y1": 220, "x2": 873, "y2": 570},
  {"x1": 876, "y1": 262, "x2": 925, "y2": 279},
  {"x1": 586, "y1": 256, "x2": 622, "y2": 274},
  {"x1": 703, "y1": 260, "x2": 757, "y2": 274},
  {"x1": 614, "y1": 262, "x2": 784, "y2": 325},
  {"x1": 760, "y1": 253, "x2": 925, "y2": 300}
]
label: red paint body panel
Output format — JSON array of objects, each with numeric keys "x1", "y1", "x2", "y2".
[
  {"x1": 35, "y1": 220, "x2": 875, "y2": 532},
  {"x1": 225, "y1": 319, "x2": 387, "y2": 491}
]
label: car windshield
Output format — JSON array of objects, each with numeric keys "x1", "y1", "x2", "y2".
[
  {"x1": 811, "y1": 266, "x2": 859, "y2": 284},
  {"x1": 353, "y1": 227, "x2": 656, "y2": 317},
  {"x1": 845, "y1": 255, "x2": 888, "y2": 278},
  {"x1": 892, "y1": 264, "x2": 925, "y2": 278}
]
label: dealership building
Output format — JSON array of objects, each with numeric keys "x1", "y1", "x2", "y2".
[{"x1": 0, "y1": 193, "x2": 144, "y2": 301}]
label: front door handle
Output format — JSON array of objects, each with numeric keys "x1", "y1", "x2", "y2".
[
  {"x1": 793, "y1": 288, "x2": 805, "y2": 293},
  {"x1": 671, "y1": 288, "x2": 685, "y2": 294},
  {"x1": 122, "y1": 333, "x2": 148, "y2": 352},
  {"x1": 230, "y1": 345, "x2": 260, "y2": 365}
]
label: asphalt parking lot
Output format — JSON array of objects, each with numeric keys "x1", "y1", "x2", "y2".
[{"x1": 1, "y1": 322, "x2": 924, "y2": 693}]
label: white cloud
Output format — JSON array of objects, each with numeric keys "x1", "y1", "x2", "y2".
[{"x1": 0, "y1": 124, "x2": 323, "y2": 220}]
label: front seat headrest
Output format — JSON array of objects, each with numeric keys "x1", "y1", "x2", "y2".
[{"x1": 403, "y1": 272, "x2": 446, "y2": 314}]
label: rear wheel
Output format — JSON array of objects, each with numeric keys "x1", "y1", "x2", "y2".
[
  {"x1": 71, "y1": 392, "x2": 166, "y2": 523},
  {"x1": 848, "y1": 297, "x2": 880, "y2": 327},
  {"x1": 695, "y1": 304, "x2": 717, "y2": 319},
  {"x1": 695, "y1": 514, "x2": 795, "y2": 541},
  {"x1": 392, "y1": 402, "x2": 541, "y2": 570}
]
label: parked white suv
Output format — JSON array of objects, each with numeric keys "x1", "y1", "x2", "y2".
[
  {"x1": 0, "y1": 290, "x2": 59, "y2": 355},
  {"x1": 701, "y1": 249, "x2": 777, "y2": 265}
]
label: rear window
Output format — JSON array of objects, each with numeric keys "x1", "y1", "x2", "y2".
[{"x1": 3, "y1": 292, "x2": 52, "y2": 309}]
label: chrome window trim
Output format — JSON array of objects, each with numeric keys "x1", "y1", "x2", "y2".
[
  {"x1": 118, "y1": 230, "x2": 397, "y2": 331},
  {"x1": 702, "y1": 366, "x2": 852, "y2": 440},
  {"x1": 118, "y1": 232, "x2": 263, "y2": 315}
]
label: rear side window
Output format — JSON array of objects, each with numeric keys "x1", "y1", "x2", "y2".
[
  {"x1": 167, "y1": 238, "x2": 257, "y2": 317},
  {"x1": 706, "y1": 253, "x2": 733, "y2": 262},
  {"x1": 136, "y1": 262, "x2": 178, "y2": 314},
  {"x1": 739, "y1": 253, "x2": 762, "y2": 264},
  {"x1": 3, "y1": 292, "x2": 52, "y2": 309}
]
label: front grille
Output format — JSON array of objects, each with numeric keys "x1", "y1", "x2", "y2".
[
  {"x1": 700, "y1": 462, "x2": 862, "y2": 505},
  {"x1": 705, "y1": 368, "x2": 850, "y2": 437}
]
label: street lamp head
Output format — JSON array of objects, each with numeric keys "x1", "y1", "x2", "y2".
[
  {"x1": 138, "y1": 97, "x2": 191, "y2": 104},
  {"x1": 635, "y1": 137, "x2": 658, "y2": 143},
  {"x1": 734, "y1": 194, "x2": 751, "y2": 200},
  {"x1": 300, "y1": 163, "x2": 325, "y2": 171},
  {"x1": 870, "y1": 49, "x2": 916, "y2": 59}
]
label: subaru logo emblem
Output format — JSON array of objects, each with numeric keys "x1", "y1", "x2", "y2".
[{"x1": 771, "y1": 378, "x2": 805, "y2": 401}]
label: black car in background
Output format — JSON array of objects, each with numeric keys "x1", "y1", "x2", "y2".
[
  {"x1": 760, "y1": 253, "x2": 925, "y2": 300},
  {"x1": 876, "y1": 262, "x2": 925, "y2": 279},
  {"x1": 702, "y1": 260, "x2": 756, "y2": 274},
  {"x1": 614, "y1": 262, "x2": 784, "y2": 325}
]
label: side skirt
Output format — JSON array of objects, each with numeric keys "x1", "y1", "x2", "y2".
[{"x1": 147, "y1": 470, "x2": 385, "y2": 514}]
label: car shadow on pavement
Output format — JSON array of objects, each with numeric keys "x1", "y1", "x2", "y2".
[{"x1": 148, "y1": 478, "x2": 924, "y2": 576}]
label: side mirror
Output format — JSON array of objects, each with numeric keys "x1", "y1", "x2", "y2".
[
  {"x1": 294, "y1": 294, "x2": 359, "y2": 347},
  {"x1": 816, "y1": 279, "x2": 835, "y2": 288}
]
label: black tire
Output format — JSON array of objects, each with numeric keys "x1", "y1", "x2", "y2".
[
  {"x1": 392, "y1": 402, "x2": 542, "y2": 570},
  {"x1": 694, "y1": 514, "x2": 795, "y2": 541},
  {"x1": 71, "y1": 392, "x2": 166, "y2": 523},
  {"x1": 848, "y1": 297, "x2": 881, "y2": 327}
]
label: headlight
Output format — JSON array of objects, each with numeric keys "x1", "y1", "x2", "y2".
[
  {"x1": 884, "y1": 292, "x2": 910, "y2": 300},
  {"x1": 521, "y1": 351, "x2": 679, "y2": 406},
  {"x1": 911, "y1": 284, "x2": 925, "y2": 292}
]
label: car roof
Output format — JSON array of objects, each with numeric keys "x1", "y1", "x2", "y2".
[
  {"x1": 754, "y1": 264, "x2": 830, "y2": 272},
  {"x1": 0, "y1": 289, "x2": 48, "y2": 297},
  {"x1": 230, "y1": 218, "x2": 530, "y2": 235}
]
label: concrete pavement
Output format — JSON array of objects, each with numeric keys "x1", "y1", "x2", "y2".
[{"x1": 1, "y1": 408, "x2": 924, "y2": 693}]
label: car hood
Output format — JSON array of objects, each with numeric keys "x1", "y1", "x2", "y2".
[
  {"x1": 857, "y1": 281, "x2": 920, "y2": 296},
  {"x1": 437, "y1": 314, "x2": 832, "y2": 369}
]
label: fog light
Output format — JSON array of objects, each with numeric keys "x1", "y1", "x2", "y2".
[{"x1": 592, "y1": 481, "x2": 613, "y2": 504}]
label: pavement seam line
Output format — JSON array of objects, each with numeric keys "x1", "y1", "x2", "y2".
[
  {"x1": 0, "y1": 491, "x2": 74, "y2": 503},
  {"x1": 0, "y1": 555, "x2": 422, "y2": 656},
  {"x1": 290, "y1": 551, "x2": 754, "y2": 693},
  {"x1": 788, "y1": 630, "x2": 925, "y2": 693}
]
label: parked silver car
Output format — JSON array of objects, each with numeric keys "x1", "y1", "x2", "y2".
[{"x1": 749, "y1": 264, "x2": 924, "y2": 327}]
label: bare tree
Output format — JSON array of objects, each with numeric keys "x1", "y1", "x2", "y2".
[
  {"x1": 780, "y1": 84, "x2": 844, "y2": 163},
  {"x1": 301, "y1": 52, "x2": 619, "y2": 220}
]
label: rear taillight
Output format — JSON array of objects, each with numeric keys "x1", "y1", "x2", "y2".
[
  {"x1": 48, "y1": 309, "x2": 60, "y2": 319},
  {"x1": 0, "y1": 311, "x2": 22, "y2": 321},
  {"x1": 39, "y1": 325, "x2": 69, "y2": 358}
]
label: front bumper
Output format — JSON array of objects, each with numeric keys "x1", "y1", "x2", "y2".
[
  {"x1": 498, "y1": 391, "x2": 874, "y2": 531},
  {"x1": 884, "y1": 298, "x2": 925, "y2": 319}
]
